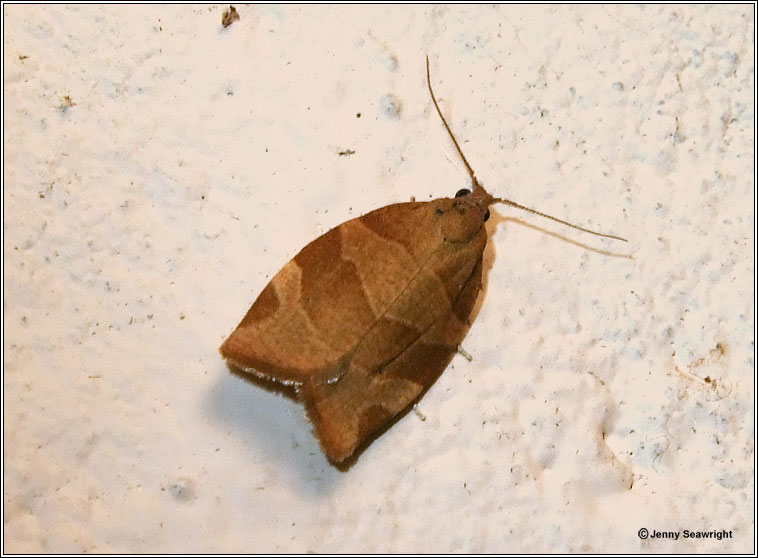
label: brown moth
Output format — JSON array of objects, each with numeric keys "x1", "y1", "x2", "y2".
[{"x1": 220, "y1": 57, "x2": 626, "y2": 465}]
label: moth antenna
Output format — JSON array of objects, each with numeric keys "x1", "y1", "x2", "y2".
[
  {"x1": 425, "y1": 55, "x2": 628, "y2": 244},
  {"x1": 492, "y1": 197, "x2": 628, "y2": 242},
  {"x1": 426, "y1": 55, "x2": 480, "y2": 189}
]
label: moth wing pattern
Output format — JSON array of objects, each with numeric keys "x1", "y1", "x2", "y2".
[
  {"x1": 219, "y1": 222, "x2": 376, "y2": 385},
  {"x1": 221, "y1": 196, "x2": 490, "y2": 462},
  {"x1": 220, "y1": 201, "x2": 477, "y2": 385},
  {"x1": 301, "y1": 255, "x2": 485, "y2": 463}
]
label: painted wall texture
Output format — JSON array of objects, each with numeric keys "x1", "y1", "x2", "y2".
[{"x1": 3, "y1": 4, "x2": 754, "y2": 553}]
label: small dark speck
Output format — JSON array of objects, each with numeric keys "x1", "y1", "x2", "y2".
[
  {"x1": 19, "y1": 54, "x2": 28, "y2": 60},
  {"x1": 222, "y1": 5, "x2": 240, "y2": 28},
  {"x1": 59, "y1": 95, "x2": 76, "y2": 112},
  {"x1": 338, "y1": 149, "x2": 355, "y2": 157},
  {"x1": 356, "y1": 112, "x2": 361, "y2": 118}
]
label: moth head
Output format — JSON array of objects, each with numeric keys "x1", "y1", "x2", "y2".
[
  {"x1": 455, "y1": 188, "x2": 491, "y2": 222},
  {"x1": 434, "y1": 188, "x2": 492, "y2": 243}
]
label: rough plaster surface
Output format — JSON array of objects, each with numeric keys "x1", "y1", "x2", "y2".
[{"x1": 3, "y1": 4, "x2": 754, "y2": 553}]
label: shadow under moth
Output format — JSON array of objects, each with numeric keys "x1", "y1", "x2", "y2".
[{"x1": 220, "y1": 57, "x2": 627, "y2": 466}]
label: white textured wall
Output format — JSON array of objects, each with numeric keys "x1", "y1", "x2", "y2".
[{"x1": 3, "y1": 4, "x2": 753, "y2": 553}]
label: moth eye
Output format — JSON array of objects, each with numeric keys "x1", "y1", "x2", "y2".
[
  {"x1": 483, "y1": 208, "x2": 491, "y2": 222},
  {"x1": 455, "y1": 189, "x2": 471, "y2": 198},
  {"x1": 435, "y1": 208, "x2": 445, "y2": 215}
]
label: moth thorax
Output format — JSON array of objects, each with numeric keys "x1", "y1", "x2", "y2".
[{"x1": 437, "y1": 198, "x2": 486, "y2": 243}]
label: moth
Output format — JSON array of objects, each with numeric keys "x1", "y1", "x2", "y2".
[{"x1": 220, "y1": 57, "x2": 626, "y2": 465}]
